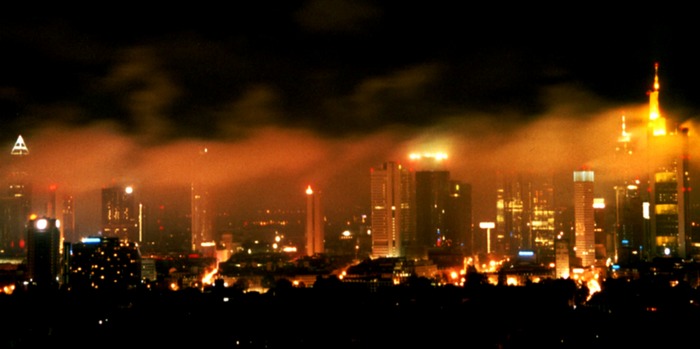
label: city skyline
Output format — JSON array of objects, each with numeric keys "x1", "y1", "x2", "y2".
[{"x1": 1, "y1": 9, "x2": 700, "y2": 236}]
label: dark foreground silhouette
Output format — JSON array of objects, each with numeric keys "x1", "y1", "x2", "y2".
[{"x1": 1, "y1": 276, "x2": 698, "y2": 348}]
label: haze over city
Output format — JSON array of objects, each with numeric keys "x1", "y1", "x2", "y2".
[{"x1": 1, "y1": 6, "x2": 700, "y2": 235}]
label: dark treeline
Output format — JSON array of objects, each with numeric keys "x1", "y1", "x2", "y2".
[{"x1": 1, "y1": 275, "x2": 699, "y2": 348}]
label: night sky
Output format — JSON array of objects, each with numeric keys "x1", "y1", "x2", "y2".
[{"x1": 1, "y1": 5, "x2": 699, "y2": 234}]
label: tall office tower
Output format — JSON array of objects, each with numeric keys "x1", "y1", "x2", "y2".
[
  {"x1": 593, "y1": 198, "x2": 609, "y2": 261},
  {"x1": 445, "y1": 180, "x2": 472, "y2": 253},
  {"x1": 191, "y1": 182, "x2": 213, "y2": 253},
  {"x1": 573, "y1": 169, "x2": 596, "y2": 267},
  {"x1": 62, "y1": 195, "x2": 76, "y2": 243},
  {"x1": 406, "y1": 153, "x2": 452, "y2": 260},
  {"x1": 414, "y1": 169, "x2": 450, "y2": 251},
  {"x1": 644, "y1": 63, "x2": 691, "y2": 258},
  {"x1": 153, "y1": 202, "x2": 191, "y2": 254},
  {"x1": 370, "y1": 161, "x2": 413, "y2": 258},
  {"x1": 46, "y1": 184, "x2": 57, "y2": 218},
  {"x1": 26, "y1": 216, "x2": 61, "y2": 288},
  {"x1": 305, "y1": 185, "x2": 324, "y2": 256},
  {"x1": 0, "y1": 135, "x2": 32, "y2": 256},
  {"x1": 614, "y1": 183, "x2": 645, "y2": 265},
  {"x1": 531, "y1": 180, "x2": 556, "y2": 263},
  {"x1": 495, "y1": 174, "x2": 526, "y2": 257},
  {"x1": 191, "y1": 147, "x2": 214, "y2": 254},
  {"x1": 101, "y1": 185, "x2": 138, "y2": 242},
  {"x1": 497, "y1": 174, "x2": 557, "y2": 262}
]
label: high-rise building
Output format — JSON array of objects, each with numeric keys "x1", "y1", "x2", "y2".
[
  {"x1": 101, "y1": 185, "x2": 139, "y2": 242},
  {"x1": 445, "y1": 180, "x2": 472, "y2": 253},
  {"x1": 191, "y1": 147, "x2": 214, "y2": 254},
  {"x1": 62, "y1": 194, "x2": 76, "y2": 244},
  {"x1": 643, "y1": 63, "x2": 691, "y2": 259},
  {"x1": 495, "y1": 174, "x2": 526, "y2": 256},
  {"x1": 370, "y1": 161, "x2": 413, "y2": 258},
  {"x1": 531, "y1": 180, "x2": 556, "y2": 263},
  {"x1": 614, "y1": 183, "x2": 645, "y2": 265},
  {"x1": 573, "y1": 169, "x2": 596, "y2": 267},
  {"x1": 0, "y1": 135, "x2": 32, "y2": 256},
  {"x1": 305, "y1": 185, "x2": 324, "y2": 256},
  {"x1": 593, "y1": 197, "x2": 610, "y2": 261},
  {"x1": 26, "y1": 216, "x2": 61, "y2": 288},
  {"x1": 496, "y1": 174, "x2": 556, "y2": 262},
  {"x1": 414, "y1": 169, "x2": 450, "y2": 252}
]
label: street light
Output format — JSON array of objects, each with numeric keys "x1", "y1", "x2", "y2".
[{"x1": 479, "y1": 222, "x2": 495, "y2": 254}]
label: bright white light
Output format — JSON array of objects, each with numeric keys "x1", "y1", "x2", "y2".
[
  {"x1": 125, "y1": 186, "x2": 133, "y2": 194},
  {"x1": 35, "y1": 219, "x2": 48, "y2": 230}
]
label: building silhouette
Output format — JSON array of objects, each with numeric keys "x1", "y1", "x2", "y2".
[
  {"x1": 191, "y1": 147, "x2": 214, "y2": 255},
  {"x1": 305, "y1": 185, "x2": 324, "y2": 256},
  {"x1": 61, "y1": 194, "x2": 76, "y2": 244},
  {"x1": 26, "y1": 216, "x2": 61, "y2": 288},
  {"x1": 413, "y1": 160, "x2": 450, "y2": 259},
  {"x1": 445, "y1": 180, "x2": 472, "y2": 253}
]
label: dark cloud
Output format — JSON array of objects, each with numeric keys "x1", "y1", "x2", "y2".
[{"x1": 1, "y1": 8, "x2": 700, "y2": 234}]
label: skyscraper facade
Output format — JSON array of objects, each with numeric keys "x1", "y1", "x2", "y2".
[
  {"x1": 305, "y1": 185, "x2": 324, "y2": 256},
  {"x1": 414, "y1": 169, "x2": 450, "y2": 253},
  {"x1": 445, "y1": 180, "x2": 472, "y2": 252},
  {"x1": 496, "y1": 173, "x2": 556, "y2": 262},
  {"x1": 370, "y1": 161, "x2": 413, "y2": 258},
  {"x1": 573, "y1": 169, "x2": 596, "y2": 267},
  {"x1": 101, "y1": 185, "x2": 139, "y2": 242},
  {"x1": 191, "y1": 147, "x2": 214, "y2": 254},
  {"x1": 0, "y1": 135, "x2": 32, "y2": 256},
  {"x1": 643, "y1": 63, "x2": 691, "y2": 259},
  {"x1": 62, "y1": 195, "x2": 76, "y2": 244}
]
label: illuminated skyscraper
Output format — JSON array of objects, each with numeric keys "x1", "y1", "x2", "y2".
[
  {"x1": 593, "y1": 198, "x2": 610, "y2": 261},
  {"x1": 495, "y1": 174, "x2": 526, "y2": 256},
  {"x1": 191, "y1": 147, "x2": 214, "y2": 255},
  {"x1": 0, "y1": 135, "x2": 32, "y2": 256},
  {"x1": 531, "y1": 180, "x2": 556, "y2": 262},
  {"x1": 305, "y1": 185, "x2": 324, "y2": 256},
  {"x1": 496, "y1": 173, "x2": 556, "y2": 262},
  {"x1": 644, "y1": 63, "x2": 691, "y2": 258},
  {"x1": 26, "y1": 216, "x2": 61, "y2": 288},
  {"x1": 573, "y1": 169, "x2": 595, "y2": 267},
  {"x1": 370, "y1": 161, "x2": 414, "y2": 258},
  {"x1": 101, "y1": 185, "x2": 139, "y2": 242}
]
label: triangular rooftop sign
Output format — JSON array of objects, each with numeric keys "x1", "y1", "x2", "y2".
[{"x1": 11, "y1": 135, "x2": 29, "y2": 155}]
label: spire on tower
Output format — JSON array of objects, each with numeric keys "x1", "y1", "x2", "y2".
[
  {"x1": 11, "y1": 135, "x2": 29, "y2": 156},
  {"x1": 653, "y1": 62, "x2": 660, "y2": 92},
  {"x1": 648, "y1": 62, "x2": 666, "y2": 136}
]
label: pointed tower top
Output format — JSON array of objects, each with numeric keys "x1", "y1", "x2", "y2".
[
  {"x1": 10, "y1": 135, "x2": 29, "y2": 156},
  {"x1": 653, "y1": 62, "x2": 660, "y2": 92}
]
